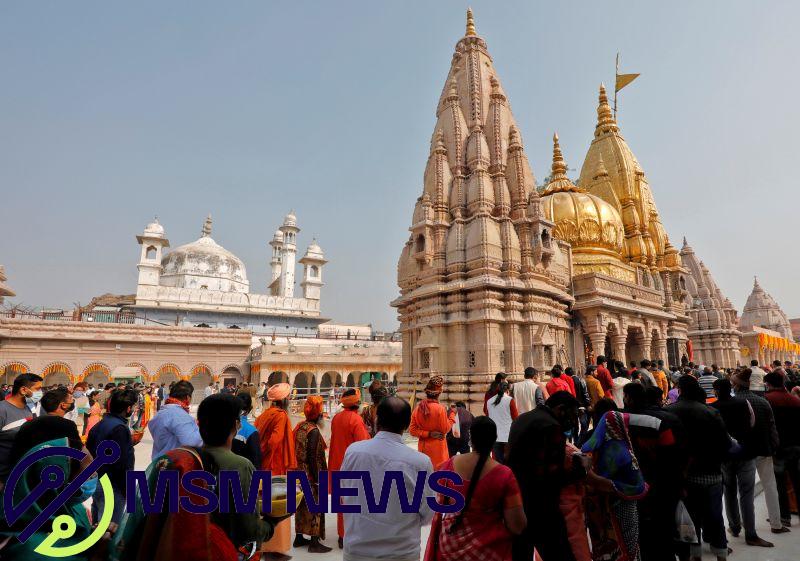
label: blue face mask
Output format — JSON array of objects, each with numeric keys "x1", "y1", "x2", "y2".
[
  {"x1": 73, "y1": 476, "x2": 98, "y2": 504},
  {"x1": 25, "y1": 390, "x2": 43, "y2": 410}
]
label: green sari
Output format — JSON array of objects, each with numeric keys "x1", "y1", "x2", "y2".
[{"x1": 0, "y1": 438, "x2": 93, "y2": 560}]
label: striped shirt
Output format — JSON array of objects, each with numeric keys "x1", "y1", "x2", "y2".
[{"x1": 698, "y1": 374, "x2": 718, "y2": 399}]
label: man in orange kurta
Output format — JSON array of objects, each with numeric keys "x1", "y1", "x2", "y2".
[
  {"x1": 409, "y1": 375, "x2": 456, "y2": 469},
  {"x1": 328, "y1": 388, "x2": 370, "y2": 548},
  {"x1": 254, "y1": 382, "x2": 297, "y2": 559}
]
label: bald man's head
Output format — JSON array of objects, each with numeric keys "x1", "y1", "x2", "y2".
[{"x1": 376, "y1": 396, "x2": 411, "y2": 434}]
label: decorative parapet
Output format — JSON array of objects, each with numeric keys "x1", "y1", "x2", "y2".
[
  {"x1": 0, "y1": 317, "x2": 253, "y2": 347},
  {"x1": 572, "y1": 272, "x2": 664, "y2": 308},
  {"x1": 135, "y1": 285, "x2": 321, "y2": 316}
]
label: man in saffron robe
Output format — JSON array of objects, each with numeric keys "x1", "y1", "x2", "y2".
[
  {"x1": 293, "y1": 395, "x2": 331, "y2": 553},
  {"x1": 328, "y1": 388, "x2": 370, "y2": 549},
  {"x1": 409, "y1": 375, "x2": 456, "y2": 469},
  {"x1": 254, "y1": 382, "x2": 297, "y2": 560}
]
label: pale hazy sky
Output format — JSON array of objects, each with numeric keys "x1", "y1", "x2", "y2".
[{"x1": 2, "y1": 1, "x2": 799, "y2": 330}]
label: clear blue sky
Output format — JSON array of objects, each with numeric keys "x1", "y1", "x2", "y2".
[{"x1": 2, "y1": 1, "x2": 798, "y2": 330}]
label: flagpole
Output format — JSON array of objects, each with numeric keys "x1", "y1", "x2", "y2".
[{"x1": 614, "y1": 52, "x2": 619, "y2": 120}]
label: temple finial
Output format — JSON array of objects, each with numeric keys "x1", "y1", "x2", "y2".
[
  {"x1": 551, "y1": 132, "x2": 567, "y2": 177},
  {"x1": 596, "y1": 83, "x2": 618, "y2": 133},
  {"x1": 202, "y1": 214, "x2": 212, "y2": 237},
  {"x1": 466, "y1": 8, "x2": 476, "y2": 36}
]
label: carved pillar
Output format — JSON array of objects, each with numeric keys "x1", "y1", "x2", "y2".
[
  {"x1": 588, "y1": 332, "x2": 607, "y2": 363},
  {"x1": 611, "y1": 335, "x2": 627, "y2": 364},
  {"x1": 640, "y1": 338, "x2": 652, "y2": 362},
  {"x1": 657, "y1": 339, "x2": 668, "y2": 364}
]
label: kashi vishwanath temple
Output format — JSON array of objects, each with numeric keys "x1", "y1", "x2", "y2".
[{"x1": 392, "y1": 10, "x2": 798, "y2": 405}]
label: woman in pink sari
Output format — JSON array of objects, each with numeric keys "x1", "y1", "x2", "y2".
[{"x1": 424, "y1": 416, "x2": 526, "y2": 561}]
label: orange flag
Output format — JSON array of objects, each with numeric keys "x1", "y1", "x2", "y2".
[{"x1": 615, "y1": 72, "x2": 640, "y2": 92}]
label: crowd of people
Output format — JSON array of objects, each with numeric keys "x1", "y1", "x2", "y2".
[
  {"x1": 420, "y1": 357, "x2": 800, "y2": 561},
  {"x1": 0, "y1": 356, "x2": 799, "y2": 561}
]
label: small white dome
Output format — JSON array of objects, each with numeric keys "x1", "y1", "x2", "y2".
[
  {"x1": 273, "y1": 229, "x2": 285, "y2": 242},
  {"x1": 283, "y1": 211, "x2": 297, "y2": 227},
  {"x1": 304, "y1": 239, "x2": 324, "y2": 259},
  {"x1": 144, "y1": 219, "x2": 165, "y2": 236}
]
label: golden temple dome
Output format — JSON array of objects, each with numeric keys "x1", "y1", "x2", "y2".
[{"x1": 540, "y1": 134, "x2": 625, "y2": 257}]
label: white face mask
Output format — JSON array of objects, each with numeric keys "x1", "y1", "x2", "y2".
[{"x1": 26, "y1": 389, "x2": 43, "y2": 408}]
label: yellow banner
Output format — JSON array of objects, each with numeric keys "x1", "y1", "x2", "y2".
[{"x1": 615, "y1": 73, "x2": 640, "y2": 92}]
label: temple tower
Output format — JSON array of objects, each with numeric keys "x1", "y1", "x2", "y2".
[
  {"x1": 393, "y1": 10, "x2": 574, "y2": 407},
  {"x1": 680, "y1": 238, "x2": 741, "y2": 367}
]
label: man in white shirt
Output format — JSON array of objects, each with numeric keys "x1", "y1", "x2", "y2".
[
  {"x1": 203, "y1": 382, "x2": 215, "y2": 399},
  {"x1": 748, "y1": 359, "x2": 767, "y2": 394},
  {"x1": 340, "y1": 396, "x2": 435, "y2": 561},
  {"x1": 513, "y1": 367, "x2": 542, "y2": 414}
]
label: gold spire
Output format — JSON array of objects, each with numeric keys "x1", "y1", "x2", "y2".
[
  {"x1": 542, "y1": 133, "x2": 582, "y2": 195},
  {"x1": 596, "y1": 83, "x2": 618, "y2": 134},
  {"x1": 551, "y1": 133, "x2": 567, "y2": 178},
  {"x1": 466, "y1": 8, "x2": 476, "y2": 36}
]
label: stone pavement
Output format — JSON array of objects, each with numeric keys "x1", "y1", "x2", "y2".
[{"x1": 132, "y1": 414, "x2": 799, "y2": 561}]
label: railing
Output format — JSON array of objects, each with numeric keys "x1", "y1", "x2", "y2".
[
  {"x1": 0, "y1": 310, "x2": 172, "y2": 326},
  {"x1": 271, "y1": 331, "x2": 402, "y2": 342},
  {"x1": 1, "y1": 310, "x2": 402, "y2": 340}
]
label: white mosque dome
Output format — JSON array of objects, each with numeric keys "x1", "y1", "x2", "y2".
[{"x1": 159, "y1": 216, "x2": 249, "y2": 293}]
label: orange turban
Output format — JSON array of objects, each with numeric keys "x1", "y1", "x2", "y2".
[
  {"x1": 340, "y1": 389, "x2": 361, "y2": 408},
  {"x1": 304, "y1": 395, "x2": 324, "y2": 420},
  {"x1": 267, "y1": 382, "x2": 291, "y2": 401}
]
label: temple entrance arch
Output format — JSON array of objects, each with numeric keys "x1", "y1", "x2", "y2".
[
  {"x1": 42, "y1": 362, "x2": 73, "y2": 387},
  {"x1": 320, "y1": 371, "x2": 340, "y2": 393},
  {"x1": 155, "y1": 363, "x2": 181, "y2": 385},
  {"x1": 125, "y1": 363, "x2": 149, "y2": 383},
  {"x1": 1, "y1": 361, "x2": 30, "y2": 385},
  {"x1": 345, "y1": 372, "x2": 356, "y2": 388},
  {"x1": 267, "y1": 371, "x2": 289, "y2": 386},
  {"x1": 190, "y1": 364, "x2": 213, "y2": 404},
  {"x1": 220, "y1": 365, "x2": 242, "y2": 390},
  {"x1": 293, "y1": 372, "x2": 315, "y2": 398},
  {"x1": 82, "y1": 362, "x2": 111, "y2": 387}
]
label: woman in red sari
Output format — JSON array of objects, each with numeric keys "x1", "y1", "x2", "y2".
[{"x1": 424, "y1": 416, "x2": 526, "y2": 561}]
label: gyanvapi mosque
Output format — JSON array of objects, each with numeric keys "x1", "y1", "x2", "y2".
[
  {"x1": 392, "y1": 10, "x2": 799, "y2": 406},
  {"x1": 133, "y1": 212, "x2": 328, "y2": 336}
]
